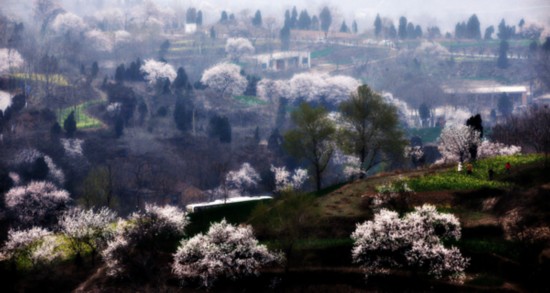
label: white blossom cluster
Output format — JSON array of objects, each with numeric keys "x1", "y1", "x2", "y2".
[
  {"x1": 60, "y1": 138, "x2": 84, "y2": 157},
  {"x1": 172, "y1": 219, "x2": 281, "y2": 288},
  {"x1": 51, "y1": 12, "x2": 87, "y2": 34},
  {"x1": 106, "y1": 102, "x2": 121, "y2": 116},
  {"x1": 477, "y1": 140, "x2": 521, "y2": 159},
  {"x1": 382, "y1": 92, "x2": 415, "y2": 126},
  {"x1": 225, "y1": 163, "x2": 261, "y2": 194},
  {"x1": 5, "y1": 181, "x2": 71, "y2": 227},
  {"x1": 85, "y1": 29, "x2": 114, "y2": 52},
  {"x1": 256, "y1": 79, "x2": 290, "y2": 102},
  {"x1": 12, "y1": 148, "x2": 65, "y2": 185},
  {"x1": 225, "y1": 38, "x2": 255, "y2": 61},
  {"x1": 331, "y1": 150, "x2": 363, "y2": 178},
  {"x1": 102, "y1": 204, "x2": 188, "y2": 277},
  {"x1": 437, "y1": 124, "x2": 481, "y2": 164},
  {"x1": 351, "y1": 205, "x2": 468, "y2": 282},
  {"x1": 140, "y1": 59, "x2": 177, "y2": 84},
  {"x1": 59, "y1": 207, "x2": 117, "y2": 256},
  {"x1": 201, "y1": 63, "x2": 247, "y2": 98},
  {"x1": 270, "y1": 165, "x2": 309, "y2": 192},
  {"x1": 371, "y1": 179, "x2": 413, "y2": 212},
  {"x1": 1, "y1": 227, "x2": 51, "y2": 261},
  {"x1": 0, "y1": 48, "x2": 24, "y2": 74},
  {"x1": 414, "y1": 41, "x2": 450, "y2": 57},
  {"x1": 434, "y1": 106, "x2": 472, "y2": 126},
  {"x1": 256, "y1": 73, "x2": 361, "y2": 105}
]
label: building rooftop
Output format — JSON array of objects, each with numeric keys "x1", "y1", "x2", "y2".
[{"x1": 442, "y1": 81, "x2": 528, "y2": 95}]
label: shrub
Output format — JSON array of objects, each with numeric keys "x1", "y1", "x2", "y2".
[
  {"x1": 172, "y1": 219, "x2": 281, "y2": 288},
  {"x1": 351, "y1": 205, "x2": 468, "y2": 282}
]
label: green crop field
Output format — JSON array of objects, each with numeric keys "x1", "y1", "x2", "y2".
[
  {"x1": 58, "y1": 100, "x2": 104, "y2": 129},
  {"x1": 11, "y1": 73, "x2": 70, "y2": 86}
]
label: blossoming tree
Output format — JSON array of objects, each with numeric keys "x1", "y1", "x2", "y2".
[
  {"x1": 172, "y1": 219, "x2": 281, "y2": 288},
  {"x1": 200, "y1": 63, "x2": 247, "y2": 98},
  {"x1": 351, "y1": 205, "x2": 469, "y2": 282}
]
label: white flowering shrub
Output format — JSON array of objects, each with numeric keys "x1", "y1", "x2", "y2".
[
  {"x1": 289, "y1": 73, "x2": 325, "y2": 102},
  {"x1": 225, "y1": 38, "x2": 255, "y2": 61},
  {"x1": 351, "y1": 205, "x2": 468, "y2": 282},
  {"x1": 225, "y1": 163, "x2": 261, "y2": 194},
  {"x1": 172, "y1": 219, "x2": 282, "y2": 288},
  {"x1": 102, "y1": 204, "x2": 188, "y2": 278},
  {"x1": 140, "y1": 59, "x2": 177, "y2": 84},
  {"x1": 12, "y1": 148, "x2": 65, "y2": 185},
  {"x1": 51, "y1": 12, "x2": 87, "y2": 34},
  {"x1": 270, "y1": 165, "x2": 309, "y2": 192},
  {"x1": 321, "y1": 75, "x2": 360, "y2": 104},
  {"x1": 59, "y1": 207, "x2": 116, "y2": 262},
  {"x1": 201, "y1": 63, "x2": 247, "y2": 98},
  {"x1": 1, "y1": 227, "x2": 61, "y2": 268},
  {"x1": 0, "y1": 48, "x2": 25, "y2": 74},
  {"x1": 5, "y1": 181, "x2": 70, "y2": 227},
  {"x1": 85, "y1": 29, "x2": 114, "y2": 52},
  {"x1": 437, "y1": 124, "x2": 481, "y2": 164},
  {"x1": 477, "y1": 140, "x2": 521, "y2": 159}
]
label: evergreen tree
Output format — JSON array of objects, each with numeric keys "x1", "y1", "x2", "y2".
[
  {"x1": 466, "y1": 114, "x2": 483, "y2": 161},
  {"x1": 196, "y1": 10, "x2": 203, "y2": 26},
  {"x1": 466, "y1": 14, "x2": 481, "y2": 39},
  {"x1": 64, "y1": 111, "x2": 77, "y2": 137},
  {"x1": 407, "y1": 22, "x2": 415, "y2": 39},
  {"x1": 388, "y1": 24, "x2": 397, "y2": 39},
  {"x1": 311, "y1": 15, "x2": 320, "y2": 31},
  {"x1": 174, "y1": 95, "x2": 192, "y2": 132},
  {"x1": 280, "y1": 24, "x2": 291, "y2": 51},
  {"x1": 210, "y1": 26, "x2": 216, "y2": 39},
  {"x1": 208, "y1": 115, "x2": 232, "y2": 143},
  {"x1": 398, "y1": 16, "x2": 408, "y2": 39},
  {"x1": 374, "y1": 14, "x2": 382, "y2": 37},
  {"x1": 352, "y1": 20, "x2": 358, "y2": 34},
  {"x1": 173, "y1": 67, "x2": 189, "y2": 92},
  {"x1": 414, "y1": 25, "x2": 423, "y2": 38},
  {"x1": 91, "y1": 61, "x2": 99, "y2": 79},
  {"x1": 319, "y1": 6, "x2": 332, "y2": 38},
  {"x1": 220, "y1": 11, "x2": 228, "y2": 23},
  {"x1": 115, "y1": 64, "x2": 125, "y2": 83},
  {"x1": 497, "y1": 93, "x2": 513, "y2": 116},
  {"x1": 497, "y1": 40, "x2": 509, "y2": 68},
  {"x1": 484, "y1": 26, "x2": 494, "y2": 40},
  {"x1": 298, "y1": 10, "x2": 311, "y2": 30},
  {"x1": 252, "y1": 10, "x2": 262, "y2": 27},
  {"x1": 340, "y1": 21, "x2": 349, "y2": 33},
  {"x1": 290, "y1": 6, "x2": 298, "y2": 29}
]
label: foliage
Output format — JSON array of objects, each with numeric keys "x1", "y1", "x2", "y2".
[
  {"x1": 319, "y1": 7, "x2": 332, "y2": 36},
  {"x1": 351, "y1": 205, "x2": 468, "y2": 282},
  {"x1": 338, "y1": 85, "x2": 407, "y2": 175},
  {"x1": 201, "y1": 63, "x2": 247, "y2": 98},
  {"x1": 172, "y1": 219, "x2": 281, "y2": 288},
  {"x1": 284, "y1": 103, "x2": 336, "y2": 191},
  {"x1": 270, "y1": 165, "x2": 308, "y2": 192},
  {"x1": 63, "y1": 111, "x2": 77, "y2": 137},
  {"x1": 1, "y1": 227, "x2": 52, "y2": 266},
  {"x1": 5, "y1": 181, "x2": 70, "y2": 228},
  {"x1": 208, "y1": 114, "x2": 232, "y2": 143}
]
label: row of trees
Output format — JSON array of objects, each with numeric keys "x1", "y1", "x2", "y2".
[{"x1": 284, "y1": 85, "x2": 406, "y2": 191}]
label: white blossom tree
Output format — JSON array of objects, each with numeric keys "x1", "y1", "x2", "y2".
[
  {"x1": 102, "y1": 204, "x2": 188, "y2": 278},
  {"x1": 51, "y1": 12, "x2": 87, "y2": 35},
  {"x1": 289, "y1": 72, "x2": 325, "y2": 102},
  {"x1": 437, "y1": 124, "x2": 481, "y2": 164},
  {"x1": 59, "y1": 207, "x2": 116, "y2": 263},
  {"x1": 351, "y1": 205, "x2": 468, "y2": 282},
  {"x1": 321, "y1": 75, "x2": 360, "y2": 104},
  {"x1": 256, "y1": 79, "x2": 290, "y2": 103},
  {"x1": 5, "y1": 181, "x2": 70, "y2": 227},
  {"x1": 270, "y1": 165, "x2": 309, "y2": 192},
  {"x1": 0, "y1": 48, "x2": 25, "y2": 74},
  {"x1": 225, "y1": 37, "x2": 255, "y2": 62},
  {"x1": 477, "y1": 140, "x2": 521, "y2": 159},
  {"x1": 85, "y1": 29, "x2": 114, "y2": 52},
  {"x1": 140, "y1": 59, "x2": 177, "y2": 84},
  {"x1": 225, "y1": 163, "x2": 261, "y2": 195},
  {"x1": 201, "y1": 63, "x2": 247, "y2": 98},
  {"x1": 172, "y1": 219, "x2": 281, "y2": 288}
]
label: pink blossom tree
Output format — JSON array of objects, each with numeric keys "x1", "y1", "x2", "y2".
[
  {"x1": 172, "y1": 219, "x2": 281, "y2": 288},
  {"x1": 351, "y1": 205, "x2": 468, "y2": 282},
  {"x1": 200, "y1": 63, "x2": 247, "y2": 98}
]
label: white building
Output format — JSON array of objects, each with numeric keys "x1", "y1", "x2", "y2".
[{"x1": 250, "y1": 51, "x2": 311, "y2": 71}]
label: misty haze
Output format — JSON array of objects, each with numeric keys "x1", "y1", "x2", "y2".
[{"x1": 0, "y1": 0, "x2": 549, "y2": 292}]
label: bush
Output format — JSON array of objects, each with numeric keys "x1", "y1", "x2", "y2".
[{"x1": 172, "y1": 219, "x2": 281, "y2": 288}]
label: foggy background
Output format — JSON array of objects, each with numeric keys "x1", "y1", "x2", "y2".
[{"x1": 3, "y1": 0, "x2": 550, "y2": 34}]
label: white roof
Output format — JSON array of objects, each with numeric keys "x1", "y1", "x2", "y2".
[
  {"x1": 186, "y1": 196, "x2": 272, "y2": 212},
  {"x1": 442, "y1": 81, "x2": 528, "y2": 95},
  {"x1": 253, "y1": 51, "x2": 310, "y2": 60}
]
